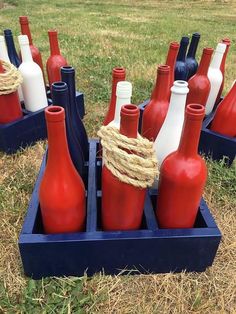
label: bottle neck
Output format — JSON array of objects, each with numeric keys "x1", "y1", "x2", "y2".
[
  {"x1": 61, "y1": 69, "x2": 76, "y2": 105},
  {"x1": 197, "y1": 50, "x2": 212, "y2": 75},
  {"x1": 110, "y1": 73, "x2": 126, "y2": 107},
  {"x1": 178, "y1": 116, "x2": 202, "y2": 157},
  {"x1": 20, "y1": 43, "x2": 33, "y2": 62},
  {"x1": 187, "y1": 35, "x2": 200, "y2": 58},
  {"x1": 120, "y1": 107, "x2": 139, "y2": 139},
  {"x1": 5, "y1": 34, "x2": 19, "y2": 57},
  {"x1": 49, "y1": 32, "x2": 60, "y2": 55},
  {"x1": 46, "y1": 119, "x2": 71, "y2": 170},
  {"x1": 210, "y1": 51, "x2": 224, "y2": 69},
  {"x1": 220, "y1": 41, "x2": 230, "y2": 72},
  {"x1": 20, "y1": 22, "x2": 33, "y2": 45},
  {"x1": 113, "y1": 96, "x2": 131, "y2": 126},
  {"x1": 177, "y1": 41, "x2": 188, "y2": 62},
  {"x1": 151, "y1": 70, "x2": 170, "y2": 101}
]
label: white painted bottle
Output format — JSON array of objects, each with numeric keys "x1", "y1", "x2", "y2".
[
  {"x1": 154, "y1": 80, "x2": 189, "y2": 166},
  {"x1": 108, "y1": 81, "x2": 132, "y2": 128},
  {"x1": 102, "y1": 81, "x2": 132, "y2": 166},
  {"x1": 18, "y1": 35, "x2": 47, "y2": 112},
  {"x1": 0, "y1": 35, "x2": 24, "y2": 102},
  {"x1": 205, "y1": 43, "x2": 226, "y2": 115},
  {"x1": 0, "y1": 35, "x2": 10, "y2": 62}
]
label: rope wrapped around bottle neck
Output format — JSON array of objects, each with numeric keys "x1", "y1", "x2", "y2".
[
  {"x1": 98, "y1": 125, "x2": 158, "y2": 188},
  {"x1": 0, "y1": 60, "x2": 23, "y2": 95}
]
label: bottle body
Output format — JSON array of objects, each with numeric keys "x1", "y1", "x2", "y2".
[
  {"x1": 210, "y1": 81, "x2": 236, "y2": 137},
  {"x1": 102, "y1": 104, "x2": 146, "y2": 231},
  {"x1": 46, "y1": 30, "x2": 68, "y2": 87},
  {"x1": 103, "y1": 67, "x2": 126, "y2": 125},
  {"x1": 61, "y1": 66, "x2": 89, "y2": 160},
  {"x1": 175, "y1": 37, "x2": 189, "y2": 81},
  {"x1": 18, "y1": 35, "x2": 47, "y2": 112},
  {"x1": 51, "y1": 82, "x2": 85, "y2": 177},
  {"x1": 205, "y1": 43, "x2": 226, "y2": 115},
  {"x1": 156, "y1": 104, "x2": 207, "y2": 228},
  {"x1": 154, "y1": 80, "x2": 189, "y2": 166},
  {"x1": 186, "y1": 33, "x2": 200, "y2": 80},
  {"x1": 39, "y1": 106, "x2": 86, "y2": 234},
  {"x1": 186, "y1": 48, "x2": 213, "y2": 107},
  {"x1": 0, "y1": 91, "x2": 23, "y2": 124},
  {"x1": 142, "y1": 65, "x2": 170, "y2": 141}
]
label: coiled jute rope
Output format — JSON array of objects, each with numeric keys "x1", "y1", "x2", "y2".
[
  {"x1": 98, "y1": 125, "x2": 158, "y2": 188},
  {"x1": 0, "y1": 60, "x2": 23, "y2": 95}
]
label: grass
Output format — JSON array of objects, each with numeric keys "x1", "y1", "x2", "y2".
[{"x1": 0, "y1": 0, "x2": 235, "y2": 313}]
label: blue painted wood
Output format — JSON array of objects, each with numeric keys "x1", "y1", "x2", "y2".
[
  {"x1": 199, "y1": 113, "x2": 236, "y2": 166},
  {"x1": 0, "y1": 99, "x2": 52, "y2": 154},
  {"x1": 19, "y1": 139, "x2": 221, "y2": 278}
]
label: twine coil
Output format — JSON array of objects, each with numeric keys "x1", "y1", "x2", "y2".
[
  {"x1": 0, "y1": 60, "x2": 23, "y2": 95},
  {"x1": 98, "y1": 125, "x2": 158, "y2": 188}
]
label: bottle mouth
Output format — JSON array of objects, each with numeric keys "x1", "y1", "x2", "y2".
[
  {"x1": 48, "y1": 30, "x2": 58, "y2": 36},
  {"x1": 192, "y1": 32, "x2": 200, "y2": 38},
  {"x1": 203, "y1": 47, "x2": 214, "y2": 55},
  {"x1": 170, "y1": 41, "x2": 180, "y2": 50},
  {"x1": 45, "y1": 106, "x2": 65, "y2": 122},
  {"x1": 116, "y1": 81, "x2": 132, "y2": 98},
  {"x1": 19, "y1": 16, "x2": 29, "y2": 24},
  {"x1": 18, "y1": 35, "x2": 29, "y2": 45},
  {"x1": 4, "y1": 29, "x2": 12, "y2": 36},
  {"x1": 113, "y1": 67, "x2": 126, "y2": 78},
  {"x1": 186, "y1": 103, "x2": 205, "y2": 120},
  {"x1": 222, "y1": 38, "x2": 231, "y2": 46},
  {"x1": 158, "y1": 64, "x2": 170, "y2": 74},
  {"x1": 171, "y1": 80, "x2": 189, "y2": 94},
  {"x1": 216, "y1": 43, "x2": 226, "y2": 54},
  {"x1": 121, "y1": 104, "x2": 139, "y2": 117},
  {"x1": 61, "y1": 66, "x2": 74, "y2": 74},
  {"x1": 181, "y1": 36, "x2": 189, "y2": 44},
  {"x1": 52, "y1": 81, "x2": 68, "y2": 92}
]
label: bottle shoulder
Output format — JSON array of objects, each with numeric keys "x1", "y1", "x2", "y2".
[{"x1": 19, "y1": 61, "x2": 42, "y2": 73}]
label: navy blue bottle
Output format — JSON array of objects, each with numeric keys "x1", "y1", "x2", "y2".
[
  {"x1": 186, "y1": 33, "x2": 200, "y2": 80},
  {"x1": 175, "y1": 36, "x2": 189, "y2": 81},
  {"x1": 51, "y1": 82, "x2": 85, "y2": 178},
  {"x1": 4, "y1": 29, "x2": 21, "y2": 67},
  {"x1": 61, "y1": 66, "x2": 89, "y2": 161}
]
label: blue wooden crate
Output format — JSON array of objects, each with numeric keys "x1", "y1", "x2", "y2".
[
  {"x1": 199, "y1": 113, "x2": 236, "y2": 166},
  {"x1": 46, "y1": 86, "x2": 85, "y2": 119},
  {"x1": 0, "y1": 99, "x2": 52, "y2": 154},
  {"x1": 19, "y1": 139, "x2": 221, "y2": 279},
  {"x1": 138, "y1": 98, "x2": 235, "y2": 166}
]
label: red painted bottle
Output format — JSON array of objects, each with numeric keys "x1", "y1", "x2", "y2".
[
  {"x1": 102, "y1": 104, "x2": 146, "y2": 231},
  {"x1": 156, "y1": 103, "x2": 207, "y2": 229},
  {"x1": 142, "y1": 65, "x2": 170, "y2": 141},
  {"x1": 103, "y1": 67, "x2": 126, "y2": 125},
  {"x1": 39, "y1": 106, "x2": 86, "y2": 234},
  {"x1": 165, "y1": 41, "x2": 180, "y2": 91},
  {"x1": 216, "y1": 38, "x2": 231, "y2": 103},
  {"x1": 0, "y1": 61, "x2": 23, "y2": 124},
  {"x1": 210, "y1": 81, "x2": 236, "y2": 137},
  {"x1": 19, "y1": 16, "x2": 45, "y2": 81},
  {"x1": 186, "y1": 48, "x2": 213, "y2": 107},
  {"x1": 46, "y1": 30, "x2": 68, "y2": 87}
]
